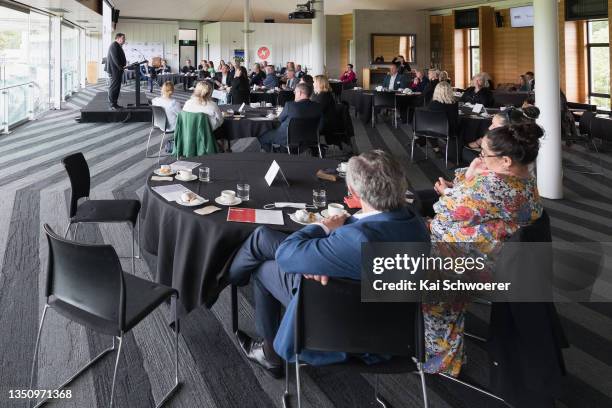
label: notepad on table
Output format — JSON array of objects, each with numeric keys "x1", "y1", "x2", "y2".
[{"x1": 227, "y1": 208, "x2": 284, "y2": 225}]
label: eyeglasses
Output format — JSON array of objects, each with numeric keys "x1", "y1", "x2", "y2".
[{"x1": 479, "y1": 150, "x2": 502, "y2": 159}]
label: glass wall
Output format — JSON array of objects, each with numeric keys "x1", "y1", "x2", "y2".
[{"x1": 61, "y1": 23, "x2": 79, "y2": 99}]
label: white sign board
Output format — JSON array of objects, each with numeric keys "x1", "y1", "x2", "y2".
[{"x1": 124, "y1": 42, "x2": 165, "y2": 65}]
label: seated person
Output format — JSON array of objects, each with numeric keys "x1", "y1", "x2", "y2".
[
  {"x1": 158, "y1": 59, "x2": 171, "y2": 73},
  {"x1": 439, "y1": 70, "x2": 451, "y2": 83},
  {"x1": 467, "y1": 106, "x2": 539, "y2": 150},
  {"x1": 182, "y1": 81, "x2": 224, "y2": 131},
  {"x1": 420, "y1": 122, "x2": 544, "y2": 377},
  {"x1": 151, "y1": 81, "x2": 182, "y2": 131},
  {"x1": 311, "y1": 75, "x2": 336, "y2": 138},
  {"x1": 383, "y1": 63, "x2": 408, "y2": 90},
  {"x1": 139, "y1": 62, "x2": 157, "y2": 93},
  {"x1": 249, "y1": 63, "x2": 266, "y2": 86},
  {"x1": 408, "y1": 70, "x2": 429, "y2": 92},
  {"x1": 426, "y1": 81, "x2": 458, "y2": 153},
  {"x1": 423, "y1": 69, "x2": 440, "y2": 104},
  {"x1": 518, "y1": 74, "x2": 529, "y2": 92},
  {"x1": 181, "y1": 59, "x2": 197, "y2": 91},
  {"x1": 228, "y1": 150, "x2": 430, "y2": 375},
  {"x1": 299, "y1": 74, "x2": 314, "y2": 87},
  {"x1": 259, "y1": 83, "x2": 321, "y2": 152},
  {"x1": 206, "y1": 61, "x2": 216, "y2": 75},
  {"x1": 392, "y1": 55, "x2": 411, "y2": 74},
  {"x1": 295, "y1": 64, "x2": 305, "y2": 79},
  {"x1": 230, "y1": 66, "x2": 250, "y2": 105},
  {"x1": 460, "y1": 74, "x2": 494, "y2": 107},
  {"x1": 283, "y1": 68, "x2": 298, "y2": 90},
  {"x1": 198, "y1": 59, "x2": 208, "y2": 70},
  {"x1": 214, "y1": 64, "x2": 234, "y2": 89},
  {"x1": 217, "y1": 59, "x2": 226, "y2": 72},
  {"x1": 262, "y1": 65, "x2": 279, "y2": 89},
  {"x1": 339, "y1": 64, "x2": 356, "y2": 84}
]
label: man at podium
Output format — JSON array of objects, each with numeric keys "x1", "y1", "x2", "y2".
[{"x1": 105, "y1": 33, "x2": 127, "y2": 110}]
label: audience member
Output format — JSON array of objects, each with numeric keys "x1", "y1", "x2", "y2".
[
  {"x1": 312, "y1": 75, "x2": 336, "y2": 137},
  {"x1": 230, "y1": 66, "x2": 250, "y2": 105},
  {"x1": 300, "y1": 74, "x2": 314, "y2": 87},
  {"x1": 206, "y1": 61, "x2": 216, "y2": 75},
  {"x1": 263, "y1": 65, "x2": 279, "y2": 89},
  {"x1": 214, "y1": 64, "x2": 234, "y2": 89},
  {"x1": 151, "y1": 81, "x2": 181, "y2": 131},
  {"x1": 259, "y1": 83, "x2": 322, "y2": 151},
  {"x1": 383, "y1": 63, "x2": 408, "y2": 90},
  {"x1": 439, "y1": 70, "x2": 451, "y2": 83},
  {"x1": 283, "y1": 69, "x2": 298, "y2": 90},
  {"x1": 181, "y1": 59, "x2": 197, "y2": 91},
  {"x1": 422, "y1": 122, "x2": 544, "y2": 377},
  {"x1": 228, "y1": 150, "x2": 429, "y2": 373},
  {"x1": 181, "y1": 59, "x2": 196, "y2": 74},
  {"x1": 340, "y1": 64, "x2": 356, "y2": 84},
  {"x1": 481, "y1": 72, "x2": 493, "y2": 89},
  {"x1": 159, "y1": 59, "x2": 171, "y2": 73},
  {"x1": 392, "y1": 55, "x2": 411, "y2": 74},
  {"x1": 518, "y1": 75, "x2": 530, "y2": 92},
  {"x1": 423, "y1": 69, "x2": 440, "y2": 104},
  {"x1": 217, "y1": 59, "x2": 226, "y2": 72},
  {"x1": 426, "y1": 81, "x2": 458, "y2": 153},
  {"x1": 409, "y1": 70, "x2": 429, "y2": 92},
  {"x1": 295, "y1": 64, "x2": 305, "y2": 78},
  {"x1": 249, "y1": 63, "x2": 266, "y2": 86},
  {"x1": 460, "y1": 74, "x2": 494, "y2": 107},
  {"x1": 182, "y1": 81, "x2": 224, "y2": 131},
  {"x1": 139, "y1": 61, "x2": 156, "y2": 92},
  {"x1": 525, "y1": 71, "x2": 535, "y2": 91}
]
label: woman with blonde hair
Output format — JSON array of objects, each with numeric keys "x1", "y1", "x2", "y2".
[
  {"x1": 182, "y1": 81, "x2": 224, "y2": 130},
  {"x1": 424, "y1": 81, "x2": 458, "y2": 154},
  {"x1": 311, "y1": 75, "x2": 336, "y2": 142},
  {"x1": 439, "y1": 70, "x2": 450, "y2": 83},
  {"x1": 151, "y1": 81, "x2": 181, "y2": 131}
]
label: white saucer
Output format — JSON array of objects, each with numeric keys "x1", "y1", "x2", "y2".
[
  {"x1": 214, "y1": 196, "x2": 242, "y2": 206},
  {"x1": 320, "y1": 209, "x2": 350, "y2": 218},
  {"x1": 154, "y1": 169, "x2": 175, "y2": 176},
  {"x1": 176, "y1": 196, "x2": 208, "y2": 207},
  {"x1": 175, "y1": 174, "x2": 197, "y2": 182},
  {"x1": 289, "y1": 211, "x2": 322, "y2": 225}
]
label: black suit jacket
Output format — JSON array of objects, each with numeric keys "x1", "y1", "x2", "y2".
[
  {"x1": 423, "y1": 79, "x2": 439, "y2": 104},
  {"x1": 272, "y1": 100, "x2": 323, "y2": 140},
  {"x1": 181, "y1": 65, "x2": 196, "y2": 74},
  {"x1": 230, "y1": 76, "x2": 250, "y2": 105},
  {"x1": 215, "y1": 71, "x2": 234, "y2": 87},
  {"x1": 460, "y1": 86, "x2": 494, "y2": 107},
  {"x1": 105, "y1": 41, "x2": 126, "y2": 75},
  {"x1": 249, "y1": 71, "x2": 266, "y2": 86},
  {"x1": 311, "y1": 91, "x2": 336, "y2": 135}
]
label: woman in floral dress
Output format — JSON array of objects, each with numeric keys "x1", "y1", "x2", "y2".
[{"x1": 423, "y1": 122, "x2": 545, "y2": 376}]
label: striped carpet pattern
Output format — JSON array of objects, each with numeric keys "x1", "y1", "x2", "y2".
[{"x1": 0, "y1": 81, "x2": 610, "y2": 408}]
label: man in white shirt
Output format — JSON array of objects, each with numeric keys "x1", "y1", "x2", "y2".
[{"x1": 283, "y1": 69, "x2": 298, "y2": 90}]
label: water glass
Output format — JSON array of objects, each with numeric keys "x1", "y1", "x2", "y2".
[
  {"x1": 237, "y1": 183, "x2": 250, "y2": 201},
  {"x1": 260, "y1": 101, "x2": 265, "y2": 108},
  {"x1": 199, "y1": 167, "x2": 210, "y2": 182},
  {"x1": 313, "y1": 188, "x2": 327, "y2": 208}
]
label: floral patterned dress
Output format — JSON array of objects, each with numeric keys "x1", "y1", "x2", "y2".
[{"x1": 423, "y1": 167, "x2": 543, "y2": 376}]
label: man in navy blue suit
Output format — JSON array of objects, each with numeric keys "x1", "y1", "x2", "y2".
[
  {"x1": 259, "y1": 82, "x2": 322, "y2": 152},
  {"x1": 228, "y1": 150, "x2": 430, "y2": 377},
  {"x1": 382, "y1": 63, "x2": 408, "y2": 90}
]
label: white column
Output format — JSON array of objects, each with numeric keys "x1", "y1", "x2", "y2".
[
  {"x1": 534, "y1": 0, "x2": 563, "y2": 199},
  {"x1": 310, "y1": 0, "x2": 325, "y2": 76},
  {"x1": 51, "y1": 16, "x2": 62, "y2": 109},
  {"x1": 243, "y1": 0, "x2": 250, "y2": 68}
]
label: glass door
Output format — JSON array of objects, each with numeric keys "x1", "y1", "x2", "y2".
[{"x1": 61, "y1": 22, "x2": 79, "y2": 98}]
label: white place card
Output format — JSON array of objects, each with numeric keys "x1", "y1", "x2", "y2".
[
  {"x1": 151, "y1": 184, "x2": 188, "y2": 202},
  {"x1": 170, "y1": 161, "x2": 201, "y2": 172},
  {"x1": 472, "y1": 103, "x2": 484, "y2": 113},
  {"x1": 264, "y1": 160, "x2": 289, "y2": 186}
]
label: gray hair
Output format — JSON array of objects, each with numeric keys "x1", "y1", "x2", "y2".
[{"x1": 346, "y1": 150, "x2": 407, "y2": 211}]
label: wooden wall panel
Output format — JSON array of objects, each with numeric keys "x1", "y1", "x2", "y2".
[
  {"x1": 340, "y1": 14, "x2": 353, "y2": 69},
  {"x1": 453, "y1": 10, "x2": 467, "y2": 89},
  {"x1": 479, "y1": 6, "x2": 495, "y2": 75},
  {"x1": 442, "y1": 15, "x2": 455, "y2": 82},
  {"x1": 558, "y1": 0, "x2": 567, "y2": 95}
]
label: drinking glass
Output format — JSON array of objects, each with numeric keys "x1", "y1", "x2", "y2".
[
  {"x1": 199, "y1": 167, "x2": 210, "y2": 182},
  {"x1": 313, "y1": 188, "x2": 327, "y2": 208},
  {"x1": 237, "y1": 183, "x2": 250, "y2": 201}
]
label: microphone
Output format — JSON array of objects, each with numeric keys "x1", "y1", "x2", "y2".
[{"x1": 132, "y1": 48, "x2": 147, "y2": 64}]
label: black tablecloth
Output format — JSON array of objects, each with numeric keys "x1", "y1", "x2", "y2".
[
  {"x1": 341, "y1": 89, "x2": 423, "y2": 124},
  {"x1": 249, "y1": 91, "x2": 277, "y2": 105},
  {"x1": 141, "y1": 153, "x2": 346, "y2": 312},
  {"x1": 217, "y1": 105, "x2": 279, "y2": 141},
  {"x1": 155, "y1": 73, "x2": 180, "y2": 86}
]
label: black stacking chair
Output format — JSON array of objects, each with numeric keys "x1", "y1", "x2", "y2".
[
  {"x1": 590, "y1": 116, "x2": 612, "y2": 148},
  {"x1": 412, "y1": 108, "x2": 457, "y2": 167},
  {"x1": 30, "y1": 225, "x2": 180, "y2": 408},
  {"x1": 146, "y1": 105, "x2": 174, "y2": 162},
  {"x1": 372, "y1": 91, "x2": 398, "y2": 128},
  {"x1": 277, "y1": 90, "x2": 295, "y2": 107},
  {"x1": 61, "y1": 152, "x2": 141, "y2": 274},
  {"x1": 284, "y1": 278, "x2": 428, "y2": 408},
  {"x1": 286, "y1": 117, "x2": 322, "y2": 158}
]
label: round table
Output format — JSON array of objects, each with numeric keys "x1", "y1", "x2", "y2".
[
  {"x1": 249, "y1": 91, "x2": 278, "y2": 105},
  {"x1": 141, "y1": 153, "x2": 347, "y2": 312},
  {"x1": 341, "y1": 89, "x2": 423, "y2": 124},
  {"x1": 217, "y1": 104, "x2": 279, "y2": 141},
  {"x1": 155, "y1": 73, "x2": 180, "y2": 86}
]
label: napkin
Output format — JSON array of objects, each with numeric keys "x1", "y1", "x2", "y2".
[
  {"x1": 194, "y1": 206, "x2": 222, "y2": 215},
  {"x1": 344, "y1": 195, "x2": 361, "y2": 209},
  {"x1": 151, "y1": 176, "x2": 173, "y2": 181}
]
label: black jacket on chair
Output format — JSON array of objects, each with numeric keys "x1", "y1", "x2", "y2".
[
  {"x1": 105, "y1": 42, "x2": 126, "y2": 75},
  {"x1": 230, "y1": 76, "x2": 250, "y2": 105},
  {"x1": 460, "y1": 86, "x2": 494, "y2": 107},
  {"x1": 427, "y1": 100, "x2": 458, "y2": 135},
  {"x1": 311, "y1": 91, "x2": 336, "y2": 136},
  {"x1": 264, "y1": 99, "x2": 323, "y2": 144},
  {"x1": 249, "y1": 71, "x2": 266, "y2": 86},
  {"x1": 423, "y1": 79, "x2": 439, "y2": 105}
]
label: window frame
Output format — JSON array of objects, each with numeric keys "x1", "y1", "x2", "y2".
[
  {"x1": 468, "y1": 28, "x2": 480, "y2": 79},
  {"x1": 586, "y1": 19, "x2": 610, "y2": 107}
]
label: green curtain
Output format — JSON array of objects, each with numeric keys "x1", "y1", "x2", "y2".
[{"x1": 173, "y1": 111, "x2": 218, "y2": 158}]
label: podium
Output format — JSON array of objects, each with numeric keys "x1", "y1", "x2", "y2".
[{"x1": 126, "y1": 60, "x2": 148, "y2": 108}]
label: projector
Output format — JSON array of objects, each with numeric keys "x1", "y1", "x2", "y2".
[{"x1": 289, "y1": 2, "x2": 314, "y2": 19}]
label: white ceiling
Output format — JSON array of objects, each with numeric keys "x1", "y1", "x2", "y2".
[
  {"x1": 18, "y1": 0, "x2": 103, "y2": 31},
  {"x1": 112, "y1": 0, "x2": 489, "y2": 22}
]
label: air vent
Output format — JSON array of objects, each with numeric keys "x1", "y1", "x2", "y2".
[{"x1": 45, "y1": 7, "x2": 70, "y2": 13}]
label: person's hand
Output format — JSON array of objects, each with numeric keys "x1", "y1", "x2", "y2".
[
  {"x1": 321, "y1": 214, "x2": 349, "y2": 232},
  {"x1": 466, "y1": 157, "x2": 487, "y2": 180},
  {"x1": 434, "y1": 177, "x2": 453, "y2": 195},
  {"x1": 303, "y1": 274, "x2": 329, "y2": 286}
]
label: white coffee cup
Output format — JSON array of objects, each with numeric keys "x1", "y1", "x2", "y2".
[
  {"x1": 221, "y1": 190, "x2": 236, "y2": 203},
  {"x1": 338, "y1": 162, "x2": 348, "y2": 173},
  {"x1": 266, "y1": 102, "x2": 273, "y2": 107},
  {"x1": 177, "y1": 169, "x2": 192, "y2": 179},
  {"x1": 327, "y1": 203, "x2": 344, "y2": 217}
]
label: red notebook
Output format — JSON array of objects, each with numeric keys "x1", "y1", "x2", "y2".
[
  {"x1": 227, "y1": 207, "x2": 284, "y2": 225},
  {"x1": 227, "y1": 207, "x2": 256, "y2": 223}
]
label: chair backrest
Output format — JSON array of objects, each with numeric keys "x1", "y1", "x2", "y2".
[
  {"x1": 174, "y1": 111, "x2": 218, "y2": 157},
  {"x1": 287, "y1": 117, "x2": 320, "y2": 148},
  {"x1": 151, "y1": 105, "x2": 170, "y2": 131},
  {"x1": 567, "y1": 102, "x2": 597, "y2": 112},
  {"x1": 508, "y1": 210, "x2": 551, "y2": 243},
  {"x1": 413, "y1": 108, "x2": 449, "y2": 137},
  {"x1": 43, "y1": 224, "x2": 126, "y2": 330},
  {"x1": 491, "y1": 91, "x2": 530, "y2": 108},
  {"x1": 590, "y1": 116, "x2": 612, "y2": 143},
  {"x1": 295, "y1": 278, "x2": 424, "y2": 359},
  {"x1": 277, "y1": 90, "x2": 295, "y2": 107},
  {"x1": 578, "y1": 111, "x2": 595, "y2": 135},
  {"x1": 373, "y1": 91, "x2": 396, "y2": 108},
  {"x1": 61, "y1": 152, "x2": 91, "y2": 218}
]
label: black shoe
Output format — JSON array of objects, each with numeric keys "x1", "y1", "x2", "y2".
[{"x1": 236, "y1": 330, "x2": 283, "y2": 378}]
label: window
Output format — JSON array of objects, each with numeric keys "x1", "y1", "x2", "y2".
[
  {"x1": 586, "y1": 20, "x2": 610, "y2": 109},
  {"x1": 468, "y1": 28, "x2": 480, "y2": 79}
]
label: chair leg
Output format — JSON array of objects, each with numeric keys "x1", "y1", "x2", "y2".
[
  {"x1": 438, "y1": 373, "x2": 507, "y2": 405},
  {"x1": 282, "y1": 360, "x2": 290, "y2": 408},
  {"x1": 131, "y1": 224, "x2": 135, "y2": 275},
  {"x1": 295, "y1": 354, "x2": 302, "y2": 408},
  {"x1": 155, "y1": 294, "x2": 181, "y2": 408},
  {"x1": 374, "y1": 375, "x2": 388, "y2": 408},
  {"x1": 135, "y1": 217, "x2": 141, "y2": 260},
  {"x1": 158, "y1": 132, "x2": 166, "y2": 164},
  {"x1": 64, "y1": 223, "x2": 72, "y2": 239},
  {"x1": 145, "y1": 127, "x2": 154, "y2": 158},
  {"x1": 411, "y1": 136, "x2": 416, "y2": 162},
  {"x1": 445, "y1": 137, "x2": 449, "y2": 168},
  {"x1": 417, "y1": 362, "x2": 429, "y2": 408},
  {"x1": 372, "y1": 107, "x2": 375, "y2": 128},
  {"x1": 109, "y1": 336, "x2": 123, "y2": 408},
  {"x1": 317, "y1": 144, "x2": 322, "y2": 159},
  {"x1": 29, "y1": 305, "x2": 49, "y2": 393}
]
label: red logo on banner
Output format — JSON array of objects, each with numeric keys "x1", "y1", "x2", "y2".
[{"x1": 257, "y1": 46, "x2": 270, "y2": 60}]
